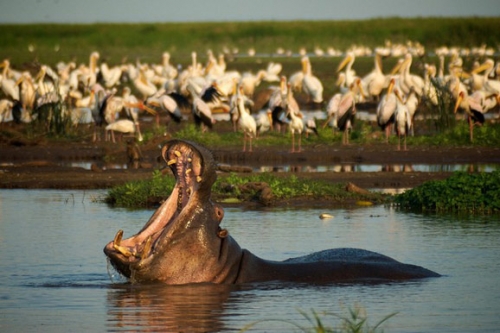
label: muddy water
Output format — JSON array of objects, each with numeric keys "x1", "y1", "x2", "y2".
[{"x1": 0, "y1": 189, "x2": 499, "y2": 332}]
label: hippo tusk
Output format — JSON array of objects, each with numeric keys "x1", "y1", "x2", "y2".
[
  {"x1": 113, "y1": 229, "x2": 124, "y2": 245},
  {"x1": 167, "y1": 158, "x2": 177, "y2": 165},
  {"x1": 113, "y1": 229, "x2": 136, "y2": 257},
  {"x1": 141, "y1": 236, "x2": 152, "y2": 260}
]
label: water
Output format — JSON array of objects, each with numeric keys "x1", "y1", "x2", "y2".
[{"x1": 1, "y1": 189, "x2": 499, "y2": 332}]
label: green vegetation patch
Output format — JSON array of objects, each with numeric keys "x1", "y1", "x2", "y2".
[
  {"x1": 395, "y1": 171, "x2": 500, "y2": 214},
  {"x1": 105, "y1": 170, "x2": 389, "y2": 208}
]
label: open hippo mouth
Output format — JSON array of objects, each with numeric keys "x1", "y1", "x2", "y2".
[{"x1": 103, "y1": 139, "x2": 222, "y2": 280}]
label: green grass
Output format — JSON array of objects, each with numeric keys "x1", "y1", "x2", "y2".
[{"x1": 240, "y1": 307, "x2": 398, "y2": 333}]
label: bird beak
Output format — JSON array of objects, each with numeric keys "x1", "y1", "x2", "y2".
[
  {"x1": 471, "y1": 61, "x2": 493, "y2": 74},
  {"x1": 454, "y1": 93, "x2": 463, "y2": 114},
  {"x1": 390, "y1": 60, "x2": 403, "y2": 75},
  {"x1": 124, "y1": 102, "x2": 157, "y2": 115},
  {"x1": 337, "y1": 54, "x2": 352, "y2": 73}
]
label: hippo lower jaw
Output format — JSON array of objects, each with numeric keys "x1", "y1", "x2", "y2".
[{"x1": 103, "y1": 140, "x2": 220, "y2": 280}]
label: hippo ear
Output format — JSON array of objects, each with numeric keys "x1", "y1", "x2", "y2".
[{"x1": 217, "y1": 228, "x2": 228, "y2": 238}]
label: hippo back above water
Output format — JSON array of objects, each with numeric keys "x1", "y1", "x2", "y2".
[{"x1": 103, "y1": 139, "x2": 440, "y2": 285}]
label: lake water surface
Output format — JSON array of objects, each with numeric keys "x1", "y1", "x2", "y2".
[{"x1": 1, "y1": 189, "x2": 499, "y2": 332}]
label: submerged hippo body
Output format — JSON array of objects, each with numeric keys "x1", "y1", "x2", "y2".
[{"x1": 104, "y1": 139, "x2": 440, "y2": 284}]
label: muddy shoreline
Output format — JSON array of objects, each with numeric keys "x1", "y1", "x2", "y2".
[{"x1": 1, "y1": 139, "x2": 499, "y2": 191}]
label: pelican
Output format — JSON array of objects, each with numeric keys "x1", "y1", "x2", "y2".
[
  {"x1": 472, "y1": 59, "x2": 500, "y2": 94},
  {"x1": 235, "y1": 93, "x2": 257, "y2": 152},
  {"x1": 255, "y1": 109, "x2": 273, "y2": 136},
  {"x1": 361, "y1": 48, "x2": 389, "y2": 101},
  {"x1": 264, "y1": 62, "x2": 282, "y2": 82},
  {"x1": 337, "y1": 51, "x2": 357, "y2": 87},
  {"x1": 376, "y1": 78, "x2": 398, "y2": 143},
  {"x1": 15, "y1": 72, "x2": 36, "y2": 112},
  {"x1": 399, "y1": 53, "x2": 425, "y2": 97},
  {"x1": 301, "y1": 56, "x2": 324, "y2": 104},
  {"x1": 0, "y1": 60, "x2": 20, "y2": 100},
  {"x1": 454, "y1": 91, "x2": 486, "y2": 143},
  {"x1": 0, "y1": 99, "x2": 13, "y2": 123},
  {"x1": 133, "y1": 66, "x2": 157, "y2": 100},
  {"x1": 99, "y1": 62, "x2": 122, "y2": 88},
  {"x1": 239, "y1": 70, "x2": 267, "y2": 97},
  {"x1": 80, "y1": 51, "x2": 100, "y2": 88}
]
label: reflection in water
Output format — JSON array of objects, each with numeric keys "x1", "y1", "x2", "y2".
[
  {"x1": 258, "y1": 163, "x2": 497, "y2": 173},
  {"x1": 107, "y1": 283, "x2": 234, "y2": 332}
]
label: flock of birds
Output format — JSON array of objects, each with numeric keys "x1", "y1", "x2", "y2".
[{"x1": 1, "y1": 41, "x2": 499, "y2": 152}]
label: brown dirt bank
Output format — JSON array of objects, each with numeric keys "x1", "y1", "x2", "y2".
[{"x1": 1, "y1": 139, "x2": 499, "y2": 191}]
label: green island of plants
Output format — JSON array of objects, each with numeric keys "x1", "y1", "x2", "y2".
[
  {"x1": 105, "y1": 170, "x2": 390, "y2": 208},
  {"x1": 394, "y1": 170, "x2": 500, "y2": 214},
  {"x1": 106, "y1": 168, "x2": 500, "y2": 214}
]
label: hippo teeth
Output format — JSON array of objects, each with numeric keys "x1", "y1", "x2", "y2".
[{"x1": 112, "y1": 229, "x2": 153, "y2": 259}]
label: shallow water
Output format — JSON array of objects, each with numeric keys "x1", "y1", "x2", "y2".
[{"x1": 0, "y1": 189, "x2": 499, "y2": 332}]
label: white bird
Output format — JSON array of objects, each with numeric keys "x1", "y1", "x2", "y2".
[
  {"x1": 402, "y1": 86, "x2": 419, "y2": 136},
  {"x1": 423, "y1": 63, "x2": 439, "y2": 106},
  {"x1": 254, "y1": 109, "x2": 273, "y2": 135},
  {"x1": 284, "y1": 83, "x2": 303, "y2": 152},
  {"x1": 99, "y1": 62, "x2": 123, "y2": 88},
  {"x1": 394, "y1": 89, "x2": 412, "y2": 151},
  {"x1": 301, "y1": 56, "x2": 324, "y2": 104},
  {"x1": 79, "y1": 51, "x2": 100, "y2": 88},
  {"x1": 361, "y1": 48, "x2": 390, "y2": 101},
  {"x1": 188, "y1": 86, "x2": 215, "y2": 133},
  {"x1": 239, "y1": 70, "x2": 266, "y2": 97},
  {"x1": 133, "y1": 66, "x2": 157, "y2": 99},
  {"x1": 15, "y1": 72, "x2": 36, "y2": 112},
  {"x1": 264, "y1": 62, "x2": 282, "y2": 82},
  {"x1": 0, "y1": 99, "x2": 13, "y2": 123},
  {"x1": 145, "y1": 92, "x2": 182, "y2": 129},
  {"x1": 337, "y1": 52, "x2": 357, "y2": 88},
  {"x1": 235, "y1": 93, "x2": 257, "y2": 152},
  {"x1": 105, "y1": 119, "x2": 137, "y2": 143},
  {"x1": 473, "y1": 59, "x2": 500, "y2": 94},
  {"x1": 0, "y1": 60, "x2": 20, "y2": 101},
  {"x1": 399, "y1": 53, "x2": 425, "y2": 97},
  {"x1": 324, "y1": 93, "x2": 342, "y2": 131},
  {"x1": 376, "y1": 78, "x2": 398, "y2": 143}
]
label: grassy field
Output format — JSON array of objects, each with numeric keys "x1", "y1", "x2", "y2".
[{"x1": 1, "y1": 18, "x2": 499, "y2": 68}]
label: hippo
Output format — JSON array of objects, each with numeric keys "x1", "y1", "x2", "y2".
[{"x1": 103, "y1": 139, "x2": 440, "y2": 284}]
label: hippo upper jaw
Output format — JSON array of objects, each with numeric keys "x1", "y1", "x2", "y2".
[{"x1": 103, "y1": 140, "x2": 226, "y2": 282}]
